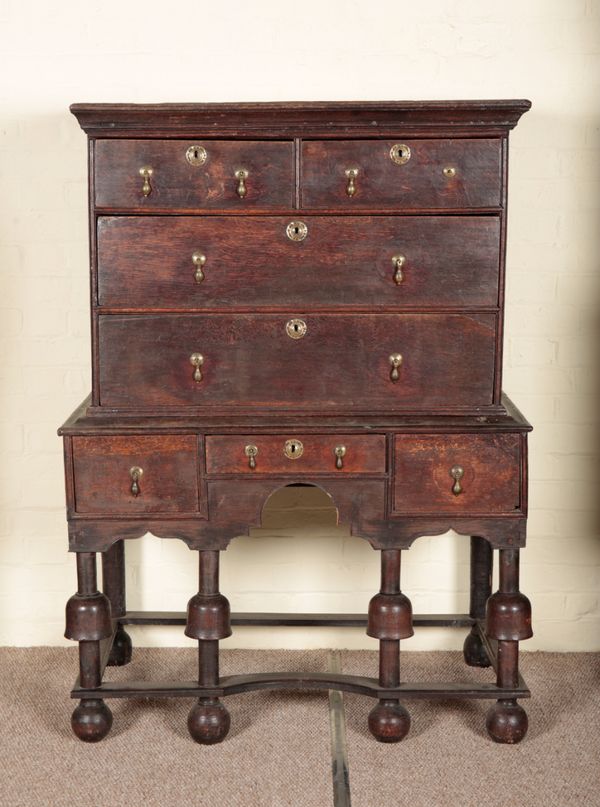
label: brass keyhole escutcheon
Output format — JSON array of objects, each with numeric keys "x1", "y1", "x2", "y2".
[
  {"x1": 443, "y1": 166, "x2": 457, "y2": 178},
  {"x1": 186, "y1": 144, "x2": 207, "y2": 166},
  {"x1": 284, "y1": 439, "x2": 304, "y2": 460},
  {"x1": 286, "y1": 318, "x2": 307, "y2": 339},
  {"x1": 390, "y1": 143, "x2": 411, "y2": 165},
  {"x1": 286, "y1": 220, "x2": 308, "y2": 242}
]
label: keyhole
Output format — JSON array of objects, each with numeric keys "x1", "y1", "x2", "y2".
[
  {"x1": 293, "y1": 322, "x2": 300, "y2": 333},
  {"x1": 293, "y1": 225, "x2": 300, "y2": 235}
]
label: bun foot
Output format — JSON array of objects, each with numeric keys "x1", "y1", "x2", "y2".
[
  {"x1": 463, "y1": 628, "x2": 491, "y2": 668},
  {"x1": 71, "y1": 699, "x2": 113, "y2": 742},
  {"x1": 188, "y1": 698, "x2": 231, "y2": 745},
  {"x1": 486, "y1": 699, "x2": 528, "y2": 744},
  {"x1": 107, "y1": 625, "x2": 133, "y2": 667},
  {"x1": 368, "y1": 699, "x2": 411, "y2": 743}
]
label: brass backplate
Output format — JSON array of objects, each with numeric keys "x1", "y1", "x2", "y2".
[{"x1": 286, "y1": 318, "x2": 307, "y2": 339}]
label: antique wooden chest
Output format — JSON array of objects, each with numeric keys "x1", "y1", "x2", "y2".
[{"x1": 60, "y1": 100, "x2": 532, "y2": 745}]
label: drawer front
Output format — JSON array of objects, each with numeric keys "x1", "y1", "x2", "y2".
[
  {"x1": 72, "y1": 436, "x2": 199, "y2": 514},
  {"x1": 98, "y1": 313, "x2": 496, "y2": 410},
  {"x1": 205, "y1": 434, "x2": 386, "y2": 474},
  {"x1": 97, "y1": 215, "x2": 500, "y2": 309},
  {"x1": 301, "y1": 139, "x2": 501, "y2": 209},
  {"x1": 94, "y1": 139, "x2": 294, "y2": 210},
  {"x1": 393, "y1": 434, "x2": 521, "y2": 515}
]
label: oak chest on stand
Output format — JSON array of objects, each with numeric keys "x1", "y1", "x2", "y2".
[{"x1": 59, "y1": 100, "x2": 533, "y2": 745}]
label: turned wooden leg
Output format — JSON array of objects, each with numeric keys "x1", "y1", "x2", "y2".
[
  {"x1": 65, "y1": 552, "x2": 113, "y2": 742},
  {"x1": 102, "y1": 540, "x2": 132, "y2": 667},
  {"x1": 185, "y1": 550, "x2": 231, "y2": 744},
  {"x1": 367, "y1": 549, "x2": 413, "y2": 742},
  {"x1": 485, "y1": 548, "x2": 532, "y2": 743},
  {"x1": 463, "y1": 536, "x2": 493, "y2": 668}
]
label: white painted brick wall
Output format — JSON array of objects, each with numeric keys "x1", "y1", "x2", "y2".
[{"x1": 0, "y1": 0, "x2": 599, "y2": 651}]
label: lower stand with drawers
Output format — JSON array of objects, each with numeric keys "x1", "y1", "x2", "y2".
[
  {"x1": 59, "y1": 100, "x2": 534, "y2": 746},
  {"x1": 60, "y1": 398, "x2": 532, "y2": 745}
]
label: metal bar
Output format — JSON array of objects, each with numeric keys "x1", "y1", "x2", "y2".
[
  {"x1": 121, "y1": 611, "x2": 476, "y2": 628},
  {"x1": 328, "y1": 652, "x2": 352, "y2": 807}
]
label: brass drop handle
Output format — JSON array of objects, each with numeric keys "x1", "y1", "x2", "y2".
[
  {"x1": 392, "y1": 254, "x2": 406, "y2": 285},
  {"x1": 245, "y1": 444, "x2": 258, "y2": 469},
  {"x1": 190, "y1": 353, "x2": 204, "y2": 382},
  {"x1": 235, "y1": 169, "x2": 248, "y2": 198},
  {"x1": 450, "y1": 465, "x2": 464, "y2": 496},
  {"x1": 334, "y1": 445, "x2": 346, "y2": 470},
  {"x1": 139, "y1": 166, "x2": 153, "y2": 197},
  {"x1": 192, "y1": 252, "x2": 206, "y2": 284},
  {"x1": 345, "y1": 168, "x2": 359, "y2": 197},
  {"x1": 389, "y1": 353, "x2": 403, "y2": 382},
  {"x1": 130, "y1": 466, "x2": 143, "y2": 497}
]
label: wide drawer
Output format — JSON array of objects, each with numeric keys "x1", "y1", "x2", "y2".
[
  {"x1": 97, "y1": 215, "x2": 500, "y2": 309},
  {"x1": 71, "y1": 436, "x2": 199, "y2": 514},
  {"x1": 301, "y1": 139, "x2": 501, "y2": 209},
  {"x1": 205, "y1": 434, "x2": 386, "y2": 474},
  {"x1": 393, "y1": 434, "x2": 521, "y2": 515},
  {"x1": 97, "y1": 313, "x2": 496, "y2": 410},
  {"x1": 94, "y1": 139, "x2": 294, "y2": 210}
]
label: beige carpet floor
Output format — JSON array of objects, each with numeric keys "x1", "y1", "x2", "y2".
[{"x1": 0, "y1": 648, "x2": 598, "y2": 807}]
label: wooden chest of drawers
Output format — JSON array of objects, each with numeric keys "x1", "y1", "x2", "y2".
[{"x1": 59, "y1": 101, "x2": 533, "y2": 748}]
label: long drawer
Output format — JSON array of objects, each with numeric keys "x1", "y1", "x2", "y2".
[
  {"x1": 97, "y1": 215, "x2": 500, "y2": 309},
  {"x1": 205, "y1": 434, "x2": 386, "y2": 474},
  {"x1": 97, "y1": 313, "x2": 496, "y2": 410},
  {"x1": 301, "y1": 139, "x2": 502, "y2": 209},
  {"x1": 94, "y1": 139, "x2": 294, "y2": 210}
]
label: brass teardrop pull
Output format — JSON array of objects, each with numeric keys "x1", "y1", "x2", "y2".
[
  {"x1": 345, "y1": 168, "x2": 359, "y2": 197},
  {"x1": 139, "y1": 166, "x2": 153, "y2": 197},
  {"x1": 450, "y1": 465, "x2": 464, "y2": 496},
  {"x1": 334, "y1": 445, "x2": 346, "y2": 470},
  {"x1": 235, "y1": 169, "x2": 248, "y2": 198},
  {"x1": 389, "y1": 353, "x2": 403, "y2": 382},
  {"x1": 130, "y1": 466, "x2": 143, "y2": 497},
  {"x1": 392, "y1": 254, "x2": 406, "y2": 285},
  {"x1": 245, "y1": 444, "x2": 258, "y2": 469},
  {"x1": 192, "y1": 252, "x2": 206, "y2": 284},
  {"x1": 190, "y1": 353, "x2": 204, "y2": 382}
]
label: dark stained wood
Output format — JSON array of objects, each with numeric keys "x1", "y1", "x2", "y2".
[
  {"x1": 71, "y1": 673, "x2": 530, "y2": 701},
  {"x1": 94, "y1": 139, "x2": 294, "y2": 211},
  {"x1": 96, "y1": 215, "x2": 501, "y2": 309},
  {"x1": 393, "y1": 434, "x2": 521, "y2": 515},
  {"x1": 98, "y1": 313, "x2": 497, "y2": 410},
  {"x1": 205, "y1": 434, "x2": 386, "y2": 475},
  {"x1": 301, "y1": 139, "x2": 501, "y2": 209},
  {"x1": 72, "y1": 435, "x2": 199, "y2": 514},
  {"x1": 62, "y1": 100, "x2": 533, "y2": 745},
  {"x1": 70, "y1": 100, "x2": 532, "y2": 137}
]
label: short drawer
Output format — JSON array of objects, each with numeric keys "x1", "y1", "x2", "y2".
[
  {"x1": 97, "y1": 312, "x2": 496, "y2": 411},
  {"x1": 94, "y1": 139, "x2": 294, "y2": 210},
  {"x1": 301, "y1": 139, "x2": 501, "y2": 209},
  {"x1": 205, "y1": 434, "x2": 386, "y2": 474},
  {"x1": 97, "y1": 215, "x2": 500, "y2": 309},
  {"x1": 393, "y1": 434, "x2": 522, "y2": 515},
  {"x1": 71, "y1": 436, "x2": 199, "y2": 514}
]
